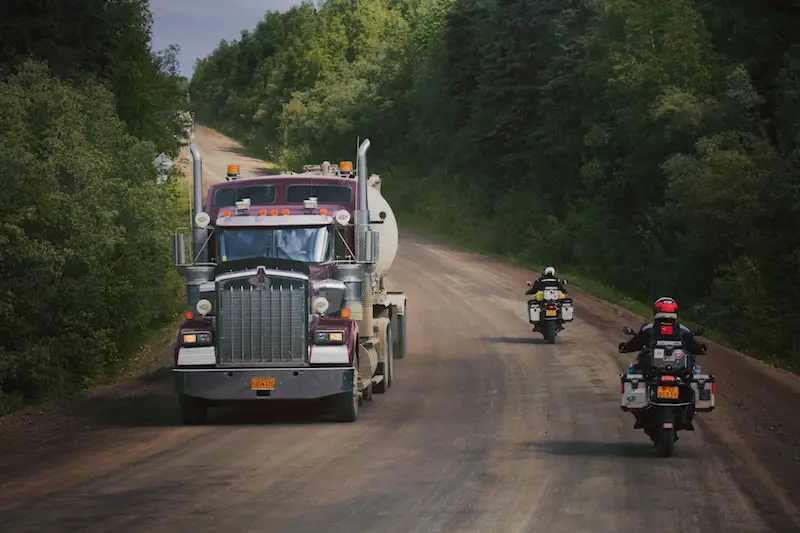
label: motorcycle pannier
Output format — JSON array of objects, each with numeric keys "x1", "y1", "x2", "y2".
[
  {"x1": 620, "y1": 373, "x2": 648, "y2": 410},
  {"x1": 690, "y1": 374, "x2": 716, "y2": 412},
  {"x1": 561, "y1": 297, "x2": 574, "y2": 321},
  {"x1": 527, "y1": 300, "x2": 541, "y2": 323}
]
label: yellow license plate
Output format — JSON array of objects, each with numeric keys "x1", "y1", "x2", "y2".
[
  {"x1": 545, "y1": 309, "x2": 557, "y2": 317},
  {"x1": 251, "y1": 378, "x2": 276, "y2": 390},
  {"x1": 656, "y1": 386, "x2": 679, "y2": 399}
]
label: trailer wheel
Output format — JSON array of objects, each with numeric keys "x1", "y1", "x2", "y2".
[
  {"x1": 179, "y1": 395, "x2": 207, "y2": 425},
  {"x1": 393, "y1": 304, "x2": 407, "y2": 360}
]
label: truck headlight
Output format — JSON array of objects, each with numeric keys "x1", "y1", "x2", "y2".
[
  {"x1": 314, "y1": 330, "x2": 345, "y2": 345},
  {"x1": 182, "y1": 331, "x2": 213, "y2": 346}
]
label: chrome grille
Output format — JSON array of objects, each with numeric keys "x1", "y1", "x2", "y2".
[{"x1": 217, "y1": 273, "x2": 308, "y2": 366}]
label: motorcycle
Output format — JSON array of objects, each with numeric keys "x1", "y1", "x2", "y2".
[
  {"x1": 525, "y1": 282, "x2": 574, "y2": 344},
  {"x1": 618, "y1": 326, "x2": 716, "y2": 457}
]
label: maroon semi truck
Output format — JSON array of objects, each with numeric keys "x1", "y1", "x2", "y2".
[{"x1": 171, "y1": 142, "x2": 407, "y2": 424}]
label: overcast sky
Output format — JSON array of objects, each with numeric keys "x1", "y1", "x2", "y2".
[{"x1": 149, "y1": 0, "x2": 302, "y2": 79}]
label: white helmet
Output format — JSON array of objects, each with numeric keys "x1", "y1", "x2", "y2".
[{"x1": 543, "y1": 266, "x2": 556, "y2": 277}]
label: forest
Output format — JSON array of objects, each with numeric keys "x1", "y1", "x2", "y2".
[
  {"x1": 0, "y1": 0, "x2": 188, "y2": 412},
  {"x1": 190, "y1": 0, "x2": 800, "y2": 368}
]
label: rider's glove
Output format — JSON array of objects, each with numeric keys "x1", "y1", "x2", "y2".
[{"x1": 618, "y1": 342, "x2": 627, "y2": 352}]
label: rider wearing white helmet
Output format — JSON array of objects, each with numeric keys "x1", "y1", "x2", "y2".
[{"x1": 525, "y1": 264, "x2": 567, "y2": 294}]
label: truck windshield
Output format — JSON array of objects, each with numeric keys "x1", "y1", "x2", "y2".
[{"x1": 219, "y1": 227, "x2": 331, "y2": 264}]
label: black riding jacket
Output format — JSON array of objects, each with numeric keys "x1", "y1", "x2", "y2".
[
  {"x1": 620, "y1": 319, "x2": 705, "y2": 354},
  {"x1": 525, "y1": 275, "x2": 567, "y2": 295}
]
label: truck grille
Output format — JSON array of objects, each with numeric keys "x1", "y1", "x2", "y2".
[{"x1": 217, "y1": 273, "x2": 308, "y2": 366}]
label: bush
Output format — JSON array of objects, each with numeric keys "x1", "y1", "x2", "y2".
[{"x1": 0, "y1": 61, "x2": 183, "y2": 412}]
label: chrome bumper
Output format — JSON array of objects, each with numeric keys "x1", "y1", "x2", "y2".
[{"x1": 173, "y1": 367, "x2": 354, "y2": 401}]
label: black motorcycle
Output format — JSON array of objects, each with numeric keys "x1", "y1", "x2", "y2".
[
  {"x1": 618, "y1": 326, "x2": 716, "y2": 457},
  {"x1": 525, "y1": 282, "x2": 574, "y2": 344}
]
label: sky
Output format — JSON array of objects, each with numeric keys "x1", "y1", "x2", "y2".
[{"x1": 149, "y1": 0, "x2": 302, "y2": 79}]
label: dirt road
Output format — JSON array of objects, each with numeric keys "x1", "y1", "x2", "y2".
[{"x1": 0, "y1": 126, "x2": 799, "y2": 532}]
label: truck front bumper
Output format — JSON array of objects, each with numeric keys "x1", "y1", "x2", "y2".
[{"x1": 173, "y1": 367, "x2": 355, "y2": 401}]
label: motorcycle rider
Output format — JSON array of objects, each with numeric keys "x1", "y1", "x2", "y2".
[
  {"x1": 525, "y1": 265, "x2": 568, "y2": 295},
  {"x1": 619, "y1": 296, "x2": 706, "y2": 431},
  {"x1": 618, "y1": 297, "x2": 705, "y2": 367}
]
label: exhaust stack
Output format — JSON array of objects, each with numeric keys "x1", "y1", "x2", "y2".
[
  {"x1": 190, "y1": 143, "x2": 207, "y2": 263},
  {"x1": 355, "y1": 139, "x2": 375, "y2": 339},
  {"x1": 356, "y1": 139, "x2": 371, "y2": 262}
]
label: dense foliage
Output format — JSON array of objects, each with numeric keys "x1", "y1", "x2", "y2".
[
  {"x1": 0, "y1": 1, "x2": 189, "y2": 412},
  {"x1": 190, "y1": 0, "x2": 800, "y2": 366}
]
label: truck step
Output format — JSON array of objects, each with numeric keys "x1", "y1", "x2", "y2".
[
  {"x1": 361, "y1": 336, "x2": 381, "y2": 346},
  {"x1": 371, "y1": 375, "x2": 384, "y2": 385}
]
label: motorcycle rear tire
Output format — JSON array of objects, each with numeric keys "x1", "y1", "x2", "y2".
[
  {"x1": 656, "y1": 428, "x2": 676, "y2": 457},
  {"x1": 545, "y1": 323, "x2": 557, "y2": 344}
]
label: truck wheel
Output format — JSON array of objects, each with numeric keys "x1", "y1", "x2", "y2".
[
  {"x1": 374, "y1": 322, "x2": 393, "y2": 393},
  {"x1": 179, "y1": 395, "x2": 207, "y2": 425},
  {"x1": 393, "y1": 305, "x2": 407, "y2": 359},
  {"x1": 332, "y1": 374, "x2": 359, "y2": 423},
  {"x1": 386, "y1": 320, "x2": 393, "y2": 388}
]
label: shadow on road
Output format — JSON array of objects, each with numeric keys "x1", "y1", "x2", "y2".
[
  {"x1": 78, "y1": 373, "x2": 345, "y2": 428},
  {"x1": 220, "y1": 146, "x2": 282, "y2": 175},
  {"x1": 482, "y1": 336, "x2": 550, "y2": 345},
  {"x1": 518, "y1": 439, "x2": 694, "y2": 459}
]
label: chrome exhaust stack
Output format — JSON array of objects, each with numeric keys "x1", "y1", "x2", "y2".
[
  {"x1": 355, "y1": 139, "x2": 376, "y2": 338},
  {"x1": 171, "y1": 143, "x2": 215, "y2": 314},
  {"x1": 355, "y1": 138, "x2": 371, "y2": 262},
  {"x1": 190, "y1": 143, "x2": 208, "y2": 263}
]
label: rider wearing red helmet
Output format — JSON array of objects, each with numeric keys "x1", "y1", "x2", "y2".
[{"x1": 618, "y1": 297, "x2": 706, "y2": 366}]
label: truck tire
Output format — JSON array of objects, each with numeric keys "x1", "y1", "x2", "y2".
[
  {"x1": 386, "y1": 320, "x2": 393, "y2": 388},
  {"x1": 374, "y1": 321, "x2": 393, "y2": 393},
  {"x1": 332, "y1": 378, "x2": 359, "y2": 423},
  {"x1": 393, "y1": 305, "x2": 407, "y2": 360},
  {"x1": 179, "y1": 395, "x2": 207, "y2": 425}
]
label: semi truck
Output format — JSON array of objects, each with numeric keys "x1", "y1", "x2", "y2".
[{"x1": 170, "y1": 140, "x2": 408, "y2": 424}]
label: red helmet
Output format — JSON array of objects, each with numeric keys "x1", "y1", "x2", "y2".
[{"x1": 653, "y1": 297, "x2": 678, "y2": 320}]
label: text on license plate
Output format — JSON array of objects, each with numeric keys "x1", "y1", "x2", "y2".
[
  {"x1": 656, "y1": 386, "x2": 679, "y2": 400},
  {"x1": 251, "y1": 378, "x2": 276, "y2": 390},
  {"x1": 545, "y1": 309, "x2": 557, "y2": 317}
]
